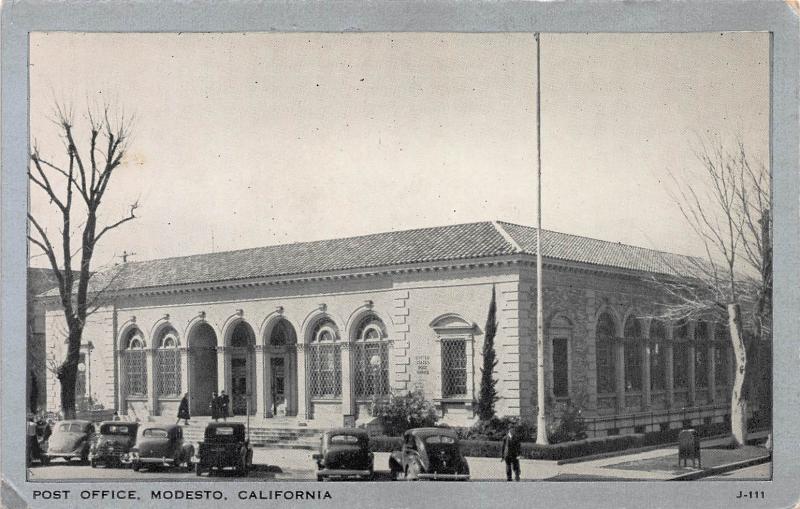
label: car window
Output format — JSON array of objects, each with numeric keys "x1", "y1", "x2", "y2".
[
  {"x1": 329, "y1": 434, "x2": 359, "y2": 444},
  {"x1": 105, "y1": 425, "x2": 130, "y2": 434},
  {"x1": 215, "y1": 427, "x2": 235, "y2": 436},
  {"x1": 58, "y1": 423, "x2": 84, "y2": 433},
  {"x1": 425, "y1": 435, "x2": 456, "y2": 444},
  {"x1": 142, "y1": 428, "x2": 168, "y2": 438}
]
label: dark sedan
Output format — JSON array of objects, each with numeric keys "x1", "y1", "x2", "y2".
[
  {"x1": 90, "y1": 421, "x2": 139, "y2": 468},
  {"x1": 389, "y1": 428, "x2": 470, "y2": 481},
  {"x1": 127, "y1": 424, "x2": 194, "y2": 472},
  {"x1": 194, "y1": 422, "x2": 253, "y2": 476},
  {"x1": 313, "y1": 428, "x2": 374, "y2": 481},
  {"x1": 44, "y1": 420, "x2": 95, "y2": 464}
]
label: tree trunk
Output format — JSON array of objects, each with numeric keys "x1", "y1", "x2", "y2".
[
  {"x1": 728, "y1": 302, "x2": 748, "y2": 447},
  {"x1": 58, "y1": 328, "x2": 83, "y2": 419}
]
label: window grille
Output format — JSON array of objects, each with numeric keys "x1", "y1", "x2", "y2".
[
  {"x1": 694, "y1": 321, "x2": 709, "y2": 388},
  {"x1": 714, "y1": 344, "x2": 728, "y2": 386},
  {"x1": 714, "y1": 323, "x2": 730, "y2": 386},
  {"x1": 552, "y1": 337, "x2": 569, "y2": 397},
  {"x1": 623, "y1": 316, "x2": 643, "y2": 392},
  {"x1": 595, "y1": 313, "x2": 616, "y2": 394},
  {"x1": 624, "y1": 342, "x2": 642, "y2": 391},
  {"x1": 354, "y1": 341, "x2": 389, "y2": 398},
  {"x1": 308, "y1": 319, "x2": 341, "y2": 399},
  {"x1": 441, "y1": 338, "x2": 467, "y2": 397},
  {"x1": 649, "y1": 320, "x2": 667, "y2": 391},
  {"x1": 75, "y1": 353, "x2": 87, "y2": 398},
  {"x1": 353, "y1": 314, "x2": 389, "y2": 399},
  {"x1": 123, "y1": 347, "x2": 147, "y2": 396},
  {"x1": 672, "y1": 320, "x2": 689, "y2": 389},
  {"x1": 156, "y1": 346, "x2": 181, "y2": 396},
  {"x1": 673, "y1": 343, "x2": 689, "y2": 389}
]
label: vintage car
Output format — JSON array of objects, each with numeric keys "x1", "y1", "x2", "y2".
[
  {"x1": 127, "y1": 424, "x2": 194, "y2": 471},
  {"x1": 43, "y1": 420, "x2": 95, "y2": 463},
  {"x1": 89, "y1": 421, "x2": 139, "y2": 468},
  {"x1": 194, "y1": 422, "x2": 253, "y2": 476},
  {"x1": 389, "y1": 428, "x2": 470, "y2": 481},
  {"x1": 312, "y1": 428, "x2": 374, "y2": 481}
]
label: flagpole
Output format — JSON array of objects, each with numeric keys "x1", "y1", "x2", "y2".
[{"x1": 535, "y1": 32, "x2": 549, "y2": 445}]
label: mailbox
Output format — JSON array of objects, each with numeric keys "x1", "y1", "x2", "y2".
[{"x1": 677, "y1": 429, "x2": 701, "y2": 468}]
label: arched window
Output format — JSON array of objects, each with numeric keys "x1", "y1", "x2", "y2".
[
  {"x1": 672, "y1": 320, "x2": 690, "y2": 389},
  {"x1": 308, "y1": 319, "x2": 341, "y2": 399},
  {"x1": 155, "y1": 328, "x2": 181, "y2": 397},
  {"x1": 270, "y1": 319, "x2": 295, "y2": 347},
  {"x1": 649, "y1": 319, "x2": 667, "y2": 391},
  {"x1": 595, "y1": 313, "x2": 616, "y2": 394},
  {"x1": 694, "y1": 321, "x2": 710, "y2": 389},
  {"x1": 623, "y1": 316, "x2": 643, "y2": 392},
  {"x1": 714, "y1": 322, "x2": 730, "y2": 387},
  {"x1": 122, "y1": 330, "x2": 147, "y2": 396},
  {"x1": 549, "y1": 315, "x2": 572, "y2": 398},
  {"x1": 353, "y1": 314, "x2": 389, "y2": 399}
]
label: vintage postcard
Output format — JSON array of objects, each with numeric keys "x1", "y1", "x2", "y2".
[{"x1": 2, "y1": 2, "x2": 798, "y2": 508}]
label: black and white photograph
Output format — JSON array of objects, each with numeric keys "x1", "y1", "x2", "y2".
[{"x1": 3, "y1": 2, "x2": 798, "y2": 508}]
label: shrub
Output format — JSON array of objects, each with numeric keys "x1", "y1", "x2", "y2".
[
  {"x1": 464, "y1": 416, "x2": 535, "y2": 442},
  {"x1": 547, "y1": 399, "x2": 588, "y2": 443},
  {"x1": 368, "y1": 435, "x2": 403, "y2": 453},
  {"x1": 519, "y1": 433, "x2": 645, "y2": 461},
  {"x1": 373, "y1": 390, "x2": 438, "y2": 436}
]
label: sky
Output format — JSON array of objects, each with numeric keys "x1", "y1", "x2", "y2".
[{"x1": 28, "y1": 32, "x2": 770, "y2": 269}]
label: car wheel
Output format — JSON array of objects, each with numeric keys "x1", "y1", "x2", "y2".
[
  {"x1": 390, "y1": 469, "x2": 399, "y2": 481},
  {"x1": 195, "y1": 463, "x2": 203, "y2": 477},
  {"x1": 90, "y1": 458, "x2": 97, "y2": 468},
  {"x1": 316, "y1": 473, "x2": 324, "y2": 482},
  {"x1": 132, "y1": 461, "x2": 140, "y2": 472}
]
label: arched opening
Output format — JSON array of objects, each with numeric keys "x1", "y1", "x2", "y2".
[
  {"x1": 229, "y1": 321, "x2": 256, "y2": 415},
  {"x1": 267, "y1": 318, "x2": 298, "y2": 417},
  {"x1": 120, "y1": 328, "x2": 147, "y2": 411},
  {"x1": 353, "y1": 313, "x2": 389, "y2": 401},
  {"x1": 154, "y1": 326, "x2": 181, "y2": 399},
  {"x1": 595, "y1": 312, "x2": 617, "y2": 395},
  {"x1": 188, "y1": 322, "x2": 218, "y2": 416},
  {"x1": 307, "y1": 317, "x2": 342, "y2": 400}
]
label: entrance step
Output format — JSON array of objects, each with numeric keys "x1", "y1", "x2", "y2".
[{"x1": 171, "y1": 420, "x2": 325, "y2": 450}]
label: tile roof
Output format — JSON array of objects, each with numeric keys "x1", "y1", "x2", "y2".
[{"x1": 44, "y1": 221, "x2": 700, "y2": 295}]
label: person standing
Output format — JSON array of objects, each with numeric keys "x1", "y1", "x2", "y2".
[
  {"x1": 501, "y1": 427, "x2": 521, "y2": 481},
  {"x1": 177, "y1": 393, "x2": 190, "y2": 425},
  {"x1": 218, "y1": 391, "x2": 230, "y2": 421},
  {"x1": 210, "y1": 392, "x2": 219, "y2": 421}
]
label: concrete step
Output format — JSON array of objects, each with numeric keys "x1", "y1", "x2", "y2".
[{"x1": 177, "y1": 422, "x2": 324, "y2": 449}]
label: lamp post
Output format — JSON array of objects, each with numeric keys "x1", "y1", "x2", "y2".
[
  {"x1": 87, "y1": 341, "x2": 94, "y2": 407},
  {"x1": 370, "y1": 354, "x2": 381, "y2": 417}
]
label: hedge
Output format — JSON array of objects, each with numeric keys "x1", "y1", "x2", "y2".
[{"x1": 367, "y1": 433, "x2": 645, "y2": 461}]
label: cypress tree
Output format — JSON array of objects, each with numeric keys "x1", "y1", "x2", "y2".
[{"x1": 477, "y1": 285, "x2": 499, "y2": 421}]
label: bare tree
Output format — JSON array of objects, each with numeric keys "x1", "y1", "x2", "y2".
[
  {"x1": 28, "y1": 102, "x2": 138, "y2": 419},
  {"x1": 652, "y1": 138, "x2": 771, "y2": 447}
]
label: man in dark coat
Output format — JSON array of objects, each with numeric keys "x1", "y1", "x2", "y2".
[
  {"x1": 210, "y1": 392, "x2": 219, "y2": 421},
  {"x1": 501, "y1": 427, "x2": 521, "y2": 481},
  {"x1": 218, "y1": 391, "x2": 230, "y2": 421},
  {"x1": 177, "y1": 393, "x2": 190, "y2": 425}
]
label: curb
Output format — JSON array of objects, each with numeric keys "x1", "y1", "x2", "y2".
[{"x1": 669, "y1": 454, "x2": 771, "y2": 481}]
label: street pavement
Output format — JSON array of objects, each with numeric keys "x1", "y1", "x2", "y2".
[{"x1": 28, "y1": 442, "x2": 771, "y2": 482}]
